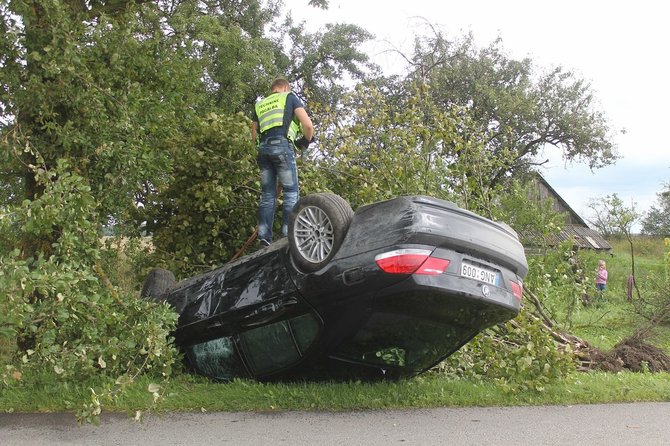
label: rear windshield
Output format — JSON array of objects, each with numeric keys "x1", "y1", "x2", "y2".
[{"x1": 334, "y1": 311, "x2": 478, "y2": 372}]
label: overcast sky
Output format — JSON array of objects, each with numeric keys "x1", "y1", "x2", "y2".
[{"x1": 285, "y1": 0, "x2": 670, "y2": 229}]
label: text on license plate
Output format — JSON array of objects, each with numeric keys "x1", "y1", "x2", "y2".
[{"x1": 460, "y1": 262, "x2": 499, "y2": 285}]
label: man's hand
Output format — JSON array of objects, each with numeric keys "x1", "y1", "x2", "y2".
[{"x1": 295, "y1": 136, "x2": 312, "y2": 150}]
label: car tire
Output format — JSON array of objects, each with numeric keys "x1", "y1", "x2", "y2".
[
  {"x1": 289, "y1": 193, "x2": 354, "y2": 272},
  {"x1": 141, "y1": 267, "x2": 176, "y2": 300}
]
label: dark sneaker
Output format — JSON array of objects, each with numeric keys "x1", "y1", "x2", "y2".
[{"x1": 259, "y1": 239, "x2": 271, "y2": 248}]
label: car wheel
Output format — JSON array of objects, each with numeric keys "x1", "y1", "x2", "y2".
[
  {"x1": 289, "y1": 193, "x2": 354, "y2": 272},
  {"x1": 141, "y1": 267, "x2": 176, "y2": 300}
]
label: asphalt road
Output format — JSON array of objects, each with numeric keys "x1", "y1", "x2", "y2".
[{"x1": 1, "y1": 402, "x2": 669, "y2": 445}]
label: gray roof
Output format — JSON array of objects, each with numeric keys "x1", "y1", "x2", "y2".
[{"x1": 519, "y1": 224, "x2": 612, "y2": 251}]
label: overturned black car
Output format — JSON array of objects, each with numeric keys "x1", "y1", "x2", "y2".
[{"x1": 142, "y1": 193, "x2": 528, "y2": 381}]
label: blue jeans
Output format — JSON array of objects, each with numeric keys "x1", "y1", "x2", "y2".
[
  {"x1": 257, "y1": 137, "x2": 299, "y2": 242},
  {"x1": 594, "y1": 283, "x2": 606, "y2": 304}
]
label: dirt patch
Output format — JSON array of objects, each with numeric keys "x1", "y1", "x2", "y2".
[{"x1": 591, "y1": 336, "x2": 670, "y2": 373}]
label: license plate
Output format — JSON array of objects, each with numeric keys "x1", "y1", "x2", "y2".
[{"x1": 460, "y1": 261, "x2": 499, "y2": 286}]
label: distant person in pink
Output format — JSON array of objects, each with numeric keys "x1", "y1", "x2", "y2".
[{"x1": 595, "y1": 260, "x2": 608, "y2": 301}]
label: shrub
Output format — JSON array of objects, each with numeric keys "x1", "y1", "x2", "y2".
[
  {"x1": 524, "y1": 241, "x2": 592, "y2": 330},
  {"x1": 0, "y1": 160, "x2": 179, "y2": 423},
  {"x1": 434, "y1": 307, "x2": 576, "y2": 392}
]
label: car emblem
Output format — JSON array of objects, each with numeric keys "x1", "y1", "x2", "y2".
[{"x1": 481, "y1": 285, "x2": 490, "y2": 297}]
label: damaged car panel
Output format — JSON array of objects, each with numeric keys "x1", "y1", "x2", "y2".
[{"x1": 142, "y1": 193, "x2": 528, "y2": 381}]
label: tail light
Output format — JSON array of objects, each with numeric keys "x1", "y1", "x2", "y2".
[
  {"x1": 509, "y1": 280, "x2": 523, "y2": 301},
  {"x1": 375, "y1": 249, "x2": 450, "y2": 275}
]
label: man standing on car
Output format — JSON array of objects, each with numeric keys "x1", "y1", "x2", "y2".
[{"x1": 252, "y1": 78, "x2": 314, "y2": 247}]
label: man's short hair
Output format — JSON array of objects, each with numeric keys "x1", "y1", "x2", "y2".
[{"x1": 271, "y1": 78, "x2": 290, "y2": 91}]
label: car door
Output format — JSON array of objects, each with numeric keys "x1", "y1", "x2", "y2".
[
  {"x1": 174, "y1": 244, "x2": 323, "y2": 380},
  {"x1": 236, "y1": 311, "x2": 321, "y2": 377},
  {"x1": 175, "y1": 247, "x2": 303, "y2": 341}
]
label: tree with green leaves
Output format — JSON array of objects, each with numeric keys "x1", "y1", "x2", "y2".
[
  {"x1": 140, "y1": 113, "x2": 258, "y2": 276},
  {"x1": 165, "y1": 0, "x2": 279, "y2": 115},
  {"x1": 311, "y1": 81, "x2": 482, "y2": 210},
  {"x1": 281, "y1": 21, "x2": 376, "y2": 108},
  {"x1": 399, "y1": 30, "x2": 618, "y2": 190},
  {"x1": 641, "y1": 184, "x2": 670, "y2": 237},
  {"x1": 1, "y1": 1, "x2": 206, "y2": 255},
  {"x1": 586, "y1": 193, "x2": 641, "y2": 240}
]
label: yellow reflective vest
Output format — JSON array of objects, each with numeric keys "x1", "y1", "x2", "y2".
[{"x1": 255, "y1": 92, "x2": 302, "y2": 142}]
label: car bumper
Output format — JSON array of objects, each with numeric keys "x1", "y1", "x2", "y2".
[{"x1": 377, "y1": 271, "x2": 520, "y2": 326}]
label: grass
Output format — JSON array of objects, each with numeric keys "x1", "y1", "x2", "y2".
[
  {"x1": 558, "y1": 236, "x2": 670, "y2": 352},
  {"x1": 2, "y1": 372, "x2": 670, "y2": 414}
]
